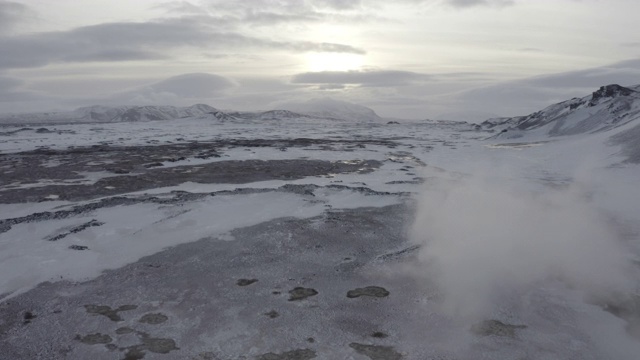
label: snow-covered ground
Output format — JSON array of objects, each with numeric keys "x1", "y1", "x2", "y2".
[{"x1": 1, "y1": 104, "x2": 640, "y2": 359}]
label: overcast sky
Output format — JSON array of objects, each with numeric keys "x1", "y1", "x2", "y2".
[{"x1": 1, "y1": 0, "x2": 640, "y2": 121}]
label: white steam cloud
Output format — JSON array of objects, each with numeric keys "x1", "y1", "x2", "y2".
[{"x1": 411, "y1": 173, "x2": 635, "y2": 320}]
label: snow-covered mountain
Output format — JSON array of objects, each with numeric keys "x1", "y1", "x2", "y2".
[
  {"x1": 228, "y1": 109, "x2": 314, "y2": 121},
  {"x1": 278, "y1": 97, "x2": 383, "y2": 122},
  {"x1": 0, "y1": 98, "x2": 384, "y2": 124},
  {"x1": 0, "y1": 104, "x2": 236, "y2": 124},
  {"x1": 482, "y1": 84, "x2": 640, "y2": 137},
  {"x1": 478, "y1": 84, "x2": 640, "y2": 164}
]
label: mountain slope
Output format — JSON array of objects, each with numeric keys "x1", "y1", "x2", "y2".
[
  {"x1": 228, "y1": 109, "x2": 314, "y2": 121},
  {"x1": 482, "y1": 84, "x2": 640, "y2": 137},
  {"x1": 0, "y1": 104, "x2": 235, "y2": 124},
  {"x1": 480, "y1": 84, "x2": 640, "y2": 164}
]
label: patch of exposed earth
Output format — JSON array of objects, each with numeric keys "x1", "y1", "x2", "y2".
[
  {"x1": 0, "y1": 138, "x2": 400, "y2": 203},
  {"x1": 0, "y1": 183, "x2": 408, "y2": 235}
]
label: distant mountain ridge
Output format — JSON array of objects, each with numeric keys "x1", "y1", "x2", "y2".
[
  {"x1": 0, "y1": 98, "x2": 383, "y2": 124},
  {"x1": 482, "y1": 84, "x2": 640, "y2": 137},
  {"x1": 77, "y1": 104, "x2": 228, "y2": 122},
  {"x1": 0, "y1": 104, "x2": 232, "y2": 124},
  {"x1": 228, "y1": 109, "x2": 315, "y2": 121},
  {"x1": 278, "y1": 97, "x2": 383, "y2": 122}
]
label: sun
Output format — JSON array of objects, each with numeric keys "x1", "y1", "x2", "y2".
[{"x1": 306, "y1": 52, "x2": 364, "y2": 72}]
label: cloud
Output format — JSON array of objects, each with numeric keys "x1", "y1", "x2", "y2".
[
  {"x1": 390, "y1": 0, "x2": 516, "y2": 8},
  {"x1": 153, "y1": 1, "x2": 204, "y2": 15},
  {"x1": 516, "y1": 47, "x2": 544, "y2": 53},
  {"x1": 62, "y1": 50, "x2": 168, "y2": 62},
  {"x1": 0, "y1": 75, "x2": 54, "y2": 114},
  {"x1": 525, "y1": 59, "x2": 640, "y2": 89},
  {"x1": 0, "y1": 17, "x2": 365, "y2": 69},
  {"x1": 317, "y1": 84, "x2": 348, "y2": 90},
  {"x1": 445, "y1": 0, "x2": 515, "y2": 8},
  {"x1": 0, "y1": 75, "x2": 21, "y2": 91},
  {"x1": 292, "y1": 70, "x2": 430, "y2": 86},
  {"x1": 109, "y1": 73, "x2": 235, "y2": 105},
  {"x1": 148, "y1": 73, "x2": 235, "y2": 98},
  {"x1": 285, "y1": 42, "x2": 365, "y2": 54},
  {"x1": 0, "y1": 1, "x2": 33, "y2": 32},
  {"x1": 313, "y1": 0, "x2": 364, "y2": 10},
  {"x1": 192, "y1": 0, "x2": 515, "y2": 12},
  {"x1": 444, "y1": 59, "x2": 640, "y2": 119},
  {"x1": 155, "y1": 0, "x2": 387, "y2": 27},
  {"x1": 243, "y1": 11, "x2": 324, "y2": 25}
]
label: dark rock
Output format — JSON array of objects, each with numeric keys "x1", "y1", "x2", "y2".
[
  {"x1": 76, "y1": 333, "x2": 113, "y2": 345},
  {"x1": 139, "y1": 313, "x2": 168, "y2": 325},
  {"x1": 84, "y1": 304, "x2": 137, "y2": 322},
  {"x1": 48, "y1": 219, "x2": 104, "y2": 241},
  {"x1": 349, "y1": 343, "x2": 402, "y2": 360},
  {"x1": 569, "y1": 101, "x2": 585, "y2": 110},
  {"x1": 371, "y1": 332, "x2": 388, "y2": 338},
  {"x1": 123, "y1": 346, "x2": 146, "y2": 360},
  {"x1": 288, "y1": 287, "x2": 318, "y2": 301},
  {"x1": 144, "y1": 162, "x2": 164, "y2": 168},
  {"x1": 236, "y1": 278, "x2": 258, "y2": 286},
  {"x1": 470, "y1": 319, "x2": 527, "y2": 338},
  {"x1": 115, "y1": 327, "x2": 135, "y2": 334},
  {"x1": 69, "y1": 245, "x2": 89, "y2": 250},
  {"x1": 23, "y1": 311, "x2": 36, "y2": 324},
  {"x1": 589, "y1": 84, "x2": 636, "y2": 106},
  {"x1": 376, "y1": 245, "x2": 420, "y2": 261},
  {"x1": 347, "y1": 286, "x2": 390, "y2": 298},
  {"x1": 257, "y1": 348, "x2": 316, "y2": 360},
  {"x1": 142, "y1": 337, "x2": 178, "y2": 354}
]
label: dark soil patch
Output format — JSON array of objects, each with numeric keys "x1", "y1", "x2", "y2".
[
  {"x1": 139, "y1": 313, "x2": 168, "y2": 325},
  {"x1": 288, "y1": 287, "x2": 318, "y2": 301},
  {"x1": 470, "y1": 320, "x2": 527, "y2": 338},
  {"x1": 84, "y1": 304, "x2": 138, "y2": 322},
  {"x1": 349, "y1": 343, "x2": 402, "y2": 360},
  {"x1": 237, "y1": 279, "x2": 258, "y2": 286},
  {"x1": 347, "y1": 286, "x2": 390, "y2": 298},
  {"x1": 257, "y1": 348, "x2": 316, "y2": 360}
]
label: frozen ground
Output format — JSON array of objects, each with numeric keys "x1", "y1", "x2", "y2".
[{"x1": 1, "y1": 117, "x2": 640, "y2": 359}]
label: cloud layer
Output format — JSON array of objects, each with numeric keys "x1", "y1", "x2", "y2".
[
  {"x1": 292, "y1": 70, "x2": 431, "y2": 87},
  {"x1": 0, "y1": 17, "x2": 365, "y2": 70},
  {"x1": 1, "y1": 0, "x2": 639, "y2": 119},
  {"x1": 0, "y1": 1, "x2": 32, "y2": 32}
]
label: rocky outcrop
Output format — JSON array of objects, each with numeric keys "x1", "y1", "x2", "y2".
[{"x1": 589, "y1": 84, "x2": 637, "y2": 106}]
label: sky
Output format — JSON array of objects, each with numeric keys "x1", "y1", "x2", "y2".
[{"x1": 1, "y1": 0, "x2": 640, "y2": 121}]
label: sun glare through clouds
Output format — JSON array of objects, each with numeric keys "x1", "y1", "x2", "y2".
[{"x1": 306, "y1": 52, "x2": 364, "y2": 72}]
